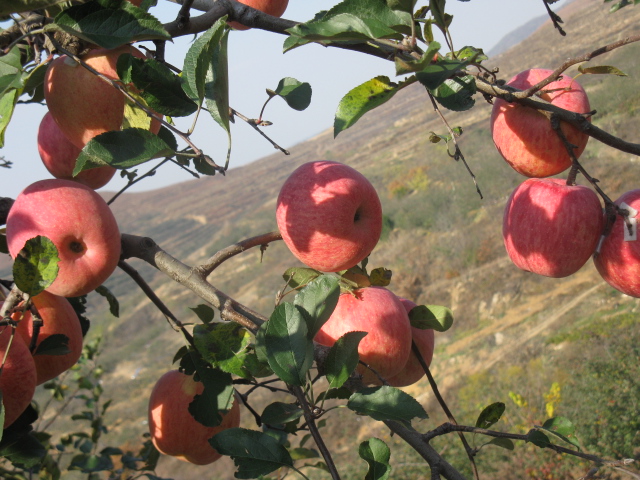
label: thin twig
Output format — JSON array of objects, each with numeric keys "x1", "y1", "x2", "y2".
[
  {"x1": 230, "y1": 108, "x2": 290, "y2": 155},
  {"x1": 541, "y1": 0, "x2": 566, "y2": 36}
]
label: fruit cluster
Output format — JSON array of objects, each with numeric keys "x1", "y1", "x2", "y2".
[{"x1": 492, "y1": 69, "x2": 640, "y2": 297}]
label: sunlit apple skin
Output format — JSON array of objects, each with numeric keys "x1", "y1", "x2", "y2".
[
  {"x1": 38, "y1": 112, "x2": 116, "y2": 190},
  {"x1": 0, "y1": 325, "x2": 37, "y2": 428},
  {"x1": 503, "y1": 178, "x2": 604, "y2": 278},
  {"x1": 14, "y1": 291, "x2": 83, "y2": 385},
  {"x1": 385, "y1": 298, "x2": 435, "y2": 388},
  {"x1": 148, "y1": 370, "x2": 241, "y2": 465},
  {"x1": 491, "y1": 69, "x2": 590, "y2": 178},
  {"x1": 44, "y1": 45, "x2": 160, "y2": 149},
  {"x1": 314, "y1": 287, "x2": 412, "y2": 385},
  {"x1": 276, "y1": 161, "x2": 383, "y2": 272},
  {"x1": 228, "y1": 0, "x2": 289, "y2": 30},
  {"x1": 6, "y1": 179, "x2": 121, "y2": 297},
  {"x1": 594, "y1": 189, "x2": 640, "y2": 297}
]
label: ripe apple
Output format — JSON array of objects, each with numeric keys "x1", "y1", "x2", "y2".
[
  {"x1": 14, "y1": 291, "x2": 83, "y2": 385},
  {"x1": 314, "y1": 286, "x2": 412, "y2": 385},
  {"x1": 594, "y1": 189, "x2": 640, "y2": 297},
  {"x1": 38, "y1": 112, "x2": 116, "y2": 190},
  {"x1": 0, "y1": 325, "x2": 37, "y2": 428},
  {"x1": 276, "y1": 161, "x2": 383, "y2": 272},
  {"x1": 385, "y1": 298, "x2": 435, "y2": 388},
  {"x1": 6, "y1": 179, "x2": 121, "y2": 297},
  {"x1": 228, "y1": 0, "x2": 289, "y2": 30},
  {"x1": 503, "y1": 178, "x2": 604, "y2": 278},
  {"x1": 44, "y1": 45, "x2": 161, "y2": 149},
  {"x1": 490, "y1": 68, "x2": 591, "y2": 178},
  {"x1": 148, "y1": 370, "x2": 241, "y2": 465}
]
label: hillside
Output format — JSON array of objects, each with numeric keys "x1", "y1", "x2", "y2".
[{"x1": 5, "y1": 0, "x2": 640, "y2": 478}]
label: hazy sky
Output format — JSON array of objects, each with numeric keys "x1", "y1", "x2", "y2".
[{"x1": 1, "y1": 0, "x2": 567, "y2": 199}]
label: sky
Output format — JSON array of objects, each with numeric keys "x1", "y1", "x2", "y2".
[{"x1": 1, "y1": 0, "x2": 567, "y2": 199}]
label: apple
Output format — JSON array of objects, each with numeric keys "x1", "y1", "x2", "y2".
[
  {"x1": 314, "y1": 286, "x2": 412, "y2": 385},
  {"x1": 14, "y1": 291, "x2": 83, "y2": 385},
  {"x1": 594, "y1": 189, "x2": 640, "y2": 297},
  {"x1": 228, "y1": 0, "x2": 289, "y2": 30},
  {"x1": 503, "y1": 178, "x2": 604, "y2": 278},
  {"x1": 38, "y1": 112, "x2": 116, "y2": 190},
  {"x1": 276, "y1": 161, "x2": 383, "y2": 272},
  {"x1": 0, "y1": 325, "x2": 37, "y2": 428},
  {"x1": 490, "y1": 68, "x2": 591, "y2": 178},
  {"x1": 148, "y1": 370, "x2": 241, "y2": 465},
  {"x1": 44, "y1": 45, "x2": 161, "y2": 150},
  {"x1": 385, "y1": 298, "x2": 435, "y2": 388},
  {"x1": 6, "y1": 179, "x2": 121, "y2": 297}
]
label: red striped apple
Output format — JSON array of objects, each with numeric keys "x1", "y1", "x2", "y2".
[
  {"x1": 276, "y1": 161, "x2": 383, "y2": 272},
  {"x1": 385, "y1": 298, "x2": 435, "y2": 388},
  {"x1": 14, "y1": 291, "x2": 83, "y2": 385},
  {"x1": 6, "y1": 179, "x2": 121, "y2": 297},
  {"x1": 314, "y1": 286, "x2": 412, "y2": 385},
  {"x1": 228, "y1": 0, "x2": 289, "y2": 30},
  {"x1": 503, "y1": 178, "x2": 604, "y2": 278},
  {"x1": 38, "y1": 112, "x2": 116, "y2": 190},
  {"x1": 0, "y1": 325, "x2": 37, "y2": 428},
  {"x1": 44, "y1": 45, "x2": 160, "y2": 149},
  {"x1": 148, "y1": 370, "x2": 240, "y2": 465},
  {"x1": 491, "y1": 69, "x2": 590, "y2": 178},
  {"x1": 594, "y1": 189, "x2": 640, "y2": 297}
]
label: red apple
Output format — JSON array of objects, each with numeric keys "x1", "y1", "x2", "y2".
[
  {"x1": 503, "y1": 178, "x2": 604, "y2": 278},
  {"x1": 14, "y1": 291, "x2": 83, "y2": 385},
  {"x1": 38, "y1": 112, "x2": 116, "y2": 190},
  {"x1": 594, "y1": 189, "x2": 640, "y2": 297},
  {"x1": 6, "y1": 179, "x2": 121, "y2": 297},
  {"x1": 491, "y1": 68, "x2": 591, "y2": 178},
  {"x1": 148, "y1": 370, "x2": 241, "y2": 465},
  {"x1": 44, "y1": 45, "x2": 161, "y2": 149},
  {"x1": 228, "y1": 0, "x2": 289, "y2": 30},
  {"x1": 276, "y1": 161, "x2": 383, "y2": 272},
  {"x1": 0, "y1": 325, "x2": 37, "y2": 428},
  {"x1": 385, "y1": 298, "x2": 435, "y2": 388},
  {"x1": 314, "y1": 286, "x2": 412, "y2": 385}
]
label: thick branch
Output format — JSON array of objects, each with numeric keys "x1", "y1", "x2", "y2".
[{"x1": 120, "y1": 233, "x2": 266, "y2": 333}]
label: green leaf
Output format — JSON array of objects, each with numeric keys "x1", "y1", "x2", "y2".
[
  {"x1": 34, "y1": 334, "x2": 71, "y2": 356},
  {"x1": 526, "y1": 429, "x2": 551, "y2": 448},
  {"x1": 289, "y1": 447, "x2": 320, "y2": 460},
  {"x1": 540, "y1": 417, "x2": 581, "y2": 449},
  {"x1": 430, "y1": 74, "x2": 476, "y2": 111},
  {"x1": 408, "y1": 304, "x2": 453, "y2": 332},
  {"x1": 69, "y1": 453, "x2": 114, "y2": 472},
  {"x1": 348, "y1": 386, "x2": 428, "y2": 426},
  {"x1": 0, "y1": 89, "x2": 20, "y2": 148},
  {"x1": 359, "y1": 438, "x2": 391, "y2": 480},
  {"x1": 94, "y1": 285, "x2": 119, "y2": 318},
  {"x1": 395, "y1": 42, "x2": 440, "y2": 75},
  {"x1": 455, "y1": 45, "x2": 488, "y2": 63},
  {"x1": 369, "y1": 267, "x2": 392, "y2": 287},
  {"x1": 416, "y1": 59, "x2": 471, "y2": 90},
  {"x1": 261, "y1": 402, "x2": 304, "y2": 425},
  {"x1": 293, "y1": 274, "x2": 340, "y2": 339},
  {"x1": 334, "y1": 76, "x2": 402, "y2": 137},
  {"x1": 488, "y1": 437, "x2": 515, "y2": 450},
  {"x1": 0, "y1": 0, "x2": 67, "y2": 15},
  {"x1": 476, "y1": 402, "x2": 505, "y2": 429},
  {"x1": 13, "y1": 236, "x2": 60, "y2": 296},
  {"x1": 0, "y1": 431, "x2": 46, "y2": 468},
  {"x1": 325, "y1": 331, "x2": 367, "y2": 389},
  {"x1": 120, "y1": 56, "x2": 198, "y2": 117},
  {"x1": 0, "y1": 47, "x2": 23, "y2": 96},
  {"x1": 209, "y1": 428, "x2": 294, "y2": 479},
  {"x1": 386, "y1": 0, "x2": 417, "y2": 13},
  {"x1": 204, "y1": 28, "x2": 231, "y2": 167},
  {"x1": 193, "y1": 323, "x2": 257, "y2": 379},
  {"x1": 577, "y1": 64, "x2": 627, "y2": 76},
  {"x1": 74, "y1": 128, "x2": 175, "y2": 175},
  {"x1": 46, "y1": 1, "x2": 171, "y2": 50},
  {"x1": 283, "y1": 267, "x2": 322, "y2": 289},
  {"x1": 274, "y1": 77, "x2": 312, "y2": 111},
  {"x1": 190, "y1": 304, "x2": 215, "y2": 324},
  {"x1": 264, "y1": 303, "x2": 314, "y2": 386},
  {"x1": 188, "y1": 366, "x2": 234, "y2": 427}
]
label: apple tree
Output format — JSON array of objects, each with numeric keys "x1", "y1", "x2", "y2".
[{"x1": 0, "y1": 0, "x2": 639, "y2": 479}]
